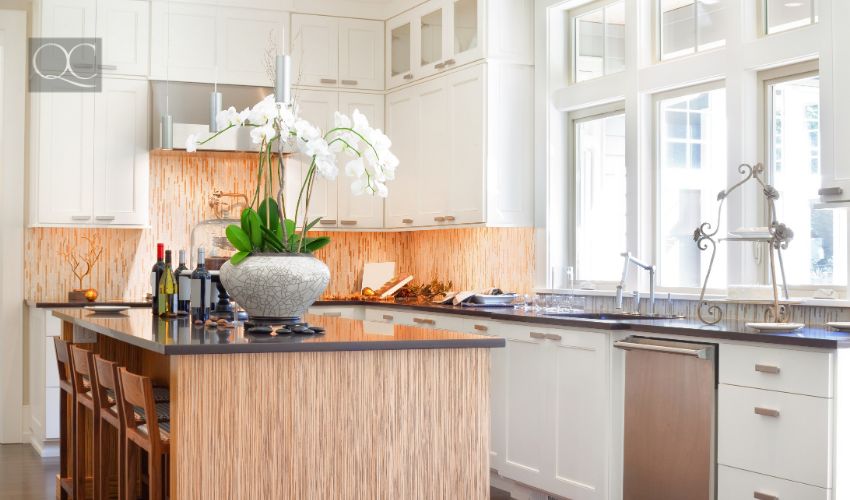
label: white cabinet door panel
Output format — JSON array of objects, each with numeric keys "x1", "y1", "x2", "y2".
[
  {"x1": 218, "y1": 8, "x2": 288, "y2": 86},
  {"x1": 93, "y1": 78, "x2": 149, "y2": 226},
  {"x1": 150, "y1": 1, "x2": 218, "y2": 83},
  {"x1": 338, "y1": 18, "x2": 384, "y2": 91},
  {"x1": 45, "y1": 387, "x2": 60, "y2": 440},
  {"x1": 385, "y1": 87, "x2": 420, "y2": 227},
  {"x1": 446, "y1": 64, "x2": 485, "y2": 224},
  {"x1": 415, "y1": 79, "x2": 449, "y2": 225},
  {"x1": 97, "y1": 0, "x2": 150, "y2": 76},
  {"x1": 718, "y1": 465, "x2": 829, "y2": 500},
  {"x1": 336, "y1": 92, "x2": 385, "y2": 228},
  {"x1": 291, "y1": 14, "x2": 339, "y2": 88}
]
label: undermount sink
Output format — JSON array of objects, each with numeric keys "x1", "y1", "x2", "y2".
[{"x1": 542, "y1": 312, "x2": 684, "y2": 321}]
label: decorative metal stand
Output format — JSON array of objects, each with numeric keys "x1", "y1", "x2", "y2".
[{"x1": 693, "y1": 163, "x2": 795, "y2": 325}]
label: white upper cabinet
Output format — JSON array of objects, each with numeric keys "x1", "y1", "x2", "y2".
[
  {"x1": 336, "y1": 92, "x2": 385, "y2": 228},
  {"x1": 292, "y1": 14, "x2": 384, "y2": 91},
  {"x1": 93, "y1": 78, "x2": 150, "y2": 226},
  {"x1": 151, "y1": 1, "x2": 287, "y2": 86},
  {"x1": 97, "y1": 0, "x2": 150, "y2": 77},
  {"x1": 385, "y1": 0, "x2": 531, "y2": 89},
  {"x1": 445, "y1": 64, "x2": 485, "y2": 224},
  {"x1": 291, "y1": 15, "x2": 339, "y2": 88},
  {"x1": 385, "y1": 85, "x2": 421, "y2": 228},
  {"x1": 821, "y1": 0, "x2": 850, "y2": 203}
]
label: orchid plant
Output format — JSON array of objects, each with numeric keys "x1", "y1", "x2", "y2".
[{"x1": 186, "y1": 94, "x2": 398, "y2": 265}]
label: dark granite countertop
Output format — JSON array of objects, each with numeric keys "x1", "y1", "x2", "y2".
[
  {"x1": 312, "y1": 300, "x2": 850, "y2": 349},
  {"x1": 28, "y1": 300, "x2": 149, "y2": 308},
  {"x1": 52, "y1": 308, "x2": 505, "y2": 355}
]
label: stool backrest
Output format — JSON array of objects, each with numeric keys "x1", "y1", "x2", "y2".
[
  {"x1": 93, "y1": 355, "x2": 119, "y2": 411},
  {"x1": 117, "y1": 368, "x2": 162, "y2": 444},
  {"x1": 69, "y1": 345, "x2": 94, "y2": 397},
  {"x1": 52, "y1": 337, "x2": 73, "y2": 390}
]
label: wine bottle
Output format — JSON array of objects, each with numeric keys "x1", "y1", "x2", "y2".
[
  {"x1": 174, "y1": 249, "x2": 190, "y2": 315},
  {"x1": 150, "y1": 243, "x2": 165, "y2": 314},
  {"x1": 190, "y1": 247, "x2": 212, "y2": 321},
  {"x1": 158, "y1": 250, "x2": 177, "y2": 316}
]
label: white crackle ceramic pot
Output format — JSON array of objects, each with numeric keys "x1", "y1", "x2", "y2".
[{"x1": 219, "y1": 254, "x2": 330, "y2": 320}]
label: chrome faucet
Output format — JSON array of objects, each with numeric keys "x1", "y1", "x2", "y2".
[{"x1": 615, "y1": 252, "x2": 657, "y2": 315}]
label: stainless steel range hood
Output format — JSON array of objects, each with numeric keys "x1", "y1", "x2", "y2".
[{"x1": 151, "y1": 81, "x2": 272, "y2": 152}]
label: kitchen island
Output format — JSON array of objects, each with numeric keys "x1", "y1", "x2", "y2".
[{"x1": 53, "y1": 308, "x2": 503, "y2": 499}]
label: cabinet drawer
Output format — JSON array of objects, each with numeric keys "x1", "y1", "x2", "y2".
[
  {"x1": 718, "y1": 385, "x2": 831, "y2": 488},
  {"x1": 404, "y1": 312, "x2": 466, "y2": 333},
  {"x1": 719, "y1": 344, "x2": 832, "y2": 397},
  {"x1": 462, "y1": 318, "x2": 500, "y2": 337},
  {"x1": 719, "y1": 465, "x2": 829, "y2": 500},
  {"x1": 363, "y1": 308, "x2": 406, "y2": 323},
  {"x1": 306, "y1": 306, "x2": 362, "y2": 320}
]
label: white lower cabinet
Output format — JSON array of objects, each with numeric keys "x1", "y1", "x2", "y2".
[
  {"x1": 719, "y1": 465, "x2": 830, "y2": 500},
  {"x1": 28, "y1": 307, "x2": 63, "y2": 457},
  {"x1": 498, "y1": 323, "x2": 611, "y2": 500}
]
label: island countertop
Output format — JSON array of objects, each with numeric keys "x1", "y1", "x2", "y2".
[{"x1": 52, "y1": 307, "x2": 505, "y2": 355}]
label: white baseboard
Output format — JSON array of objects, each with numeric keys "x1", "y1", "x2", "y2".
[
  {"x1": 29, "y1": 435, "x2": 60, "y2": 458},
  {"x1": 21, "y1": 404, "x2": 30, "y2": 444}
]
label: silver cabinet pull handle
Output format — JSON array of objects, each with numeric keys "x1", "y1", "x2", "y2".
[
  {"x1": 529, "y1": 332, "x2": 546, "y2": 339},
  {"x1": 402, "y1": 218, "x2": 414, "y2": 224},
  {"x1": 71, "y1": 215, "x2": 91, "y2": 221},
  {"x1": 320, "y1": 219, "x2": 337, "y2": 225},
  {"x1": 434, "y1": 216, "x2": 446, "y2": 222},
  {"x1": 403, "y1": 73, "x2": 413, "y2": 80},
  {"x1": 340, "y1": 79, "x2": 358, "y2": 85},
  {"x1": 95, "y1": 215, "x2": 116, "y2": 221},
  {"x1": 382, "y1": 314, "x2": 394, "y2": 321},
  {"x1": 754, "y1": 407, "x2": 780, "y2": 418},
  {"x1": 473, "y1": 324, "x2": 488, "y2": 331},
  {"x1": 97, "y1": 64, "x2": 117, "y2": 70},
  {"x1": 413, "y1": 317, "x2": 435, "y2": 325},
  {"x1": 445, "y1": 58, "x2": 456, "y2": 65},
  {"x1": 323, "y1": 312, "x2": 342, "y2": 317},
  {"x1": 544, "y1": 333, "x2": 562, "y2": 341},
  {"x1": 754, "y1": 492, "x2": 779, "y2": 500},
  {"x1": 320, "y1": 78, "x2": 338, "y2": 84},
  {"x1": 614, "y1": 340, "x2": 709, "y2": 358},
  {"x1": 445, "y1": 215, "x2": 456, "y2": 221},
  {"x1": 434, "y1": 62, "x2": 445, "y2": 69},
  {"x1": 755, "y1": 364, "x2": 780, "y2": 374},
  {"x1": 340, "y1": 220, "x2": 358, "y2": 226},
  {"x1": 819, "y1": 186, "x2": 843, "y2": 196}
]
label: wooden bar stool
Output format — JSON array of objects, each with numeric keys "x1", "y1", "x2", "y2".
[
  {"x1": 118, "y1": 368, "x2": 171, "y2": 500},
  {"x1": 52, "y1": 337, "x2": 76, "y2": 500},
  {"x1": 92, "y1": 355, "x2": 127, "y2": 500},
  {"x1": 69, "y1": 345, "x2": 99, "y2": 500}
]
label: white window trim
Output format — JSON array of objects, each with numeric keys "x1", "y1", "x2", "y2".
[
  {"x1": 535, "y1": 0, "x2": 838, "y2": 297},
  {"x1": 654, "y1": 0, "x2": 727, "y2": 63},
  {"x1": 760, "y1": 0, "x2": 819, "y2": 37},
  {"x1": 567, "y1": 102, "x2": 627, "y2": 289},
  {"x1": 568, "y1": 0, "x2": 625, "y2": 83}
]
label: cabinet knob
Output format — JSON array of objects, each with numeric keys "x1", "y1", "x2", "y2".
[
  {"x1": 95, "y1": 215, "x2": 116, "y2": 221},
  {"x1": 445, "y1": 59, "x2": 456, "y2": 66},
  {"x1": 413, "y1": 317, "x2": 436, "y2": 325},
  {"x1": 319, "y1": 219, "x2": 337, "y2": 225},
  {"x1": 320, "y1": 78, "x2": 338, "y2": 84},
  {"x1": 544, "y1": 333, "x2": 562, "y2": 341},
  {"x1": 403, "y1": 73, "x2": 413, "y2": 80},
  {"x1": 97, "y1": 64, "x2": 118, "y2": 71},
  {"x1": 529, "y1": 332, "x2": 546, "y2": 340},
  {"x1": 434, "y1": 216, "x2": 446, "y2": 222},
  {"x1": 382, "y1": 314, "x2": 394, "y2": 321},
  {"x1": 341, "y1": 79, "x2": 358, "y2": 86},
  {"x1": 754, "y1": 492, "x2": 779, "y2": 500},
  {"x1": 71, "y1": 215, "x2": 91, "y2": 221},
  {"x1": 402, "y1": 218, "x2": 414, "y2": 224},
  {"x1": 754, "y1": 407, "x2": 780, "y2": 418},
  {"x1": 322, "y1": 312, "x2": 342, "y2": 317},
  {"x1": 755, "y1": 364, "x2": 780, "y2": 374},
  {"x1": 818, "y1": 186, "x2": 843, "y2": 196},
  {"x1": 473, "y1": 324, "x2": 488, "y2": 331},
  {"x1": 340, "y1": 220, "x2": 358, "y2": 226},
  {"x1": 434, "y1": 62, "x2": 445, "y2": 69},
  {"x1": 445, "y1": 215, "x2": 456, "y2": 221}
]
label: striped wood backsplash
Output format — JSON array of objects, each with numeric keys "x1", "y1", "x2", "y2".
[{"x1": 25, "y1": 151, "x2": 536, "y2": 302}]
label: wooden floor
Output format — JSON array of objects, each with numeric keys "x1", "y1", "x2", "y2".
[{"x1": 0, "y1": 444, "x2": 514, "y2": 500}]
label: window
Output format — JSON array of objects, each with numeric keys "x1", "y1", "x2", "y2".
[
  {"x1": 656, "y1": 85, "x2": 727, "y2": 288},
  {"x1": 766, "y1": 72, "x2": 846, "y2": 286},
  {"x1": 764, "y1": 0, "x2": 817, "y2": 35},
  {"x1": 573, "y1": 0, "x2": 625, "y2": 82},
  {"x1": 573, "y1": 110, "x2": 627, "y2": 282},
  {"x1": 659, "y1": 0, "x2": 727, "y2": 60}
]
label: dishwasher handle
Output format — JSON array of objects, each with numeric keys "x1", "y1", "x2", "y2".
[{"x1": 614, "y1": 339, "x2": 712, "y2": 360}]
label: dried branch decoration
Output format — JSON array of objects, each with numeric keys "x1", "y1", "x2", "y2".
[{"x1": 59, "y1": 235, "x2": 104, "y2": 290}]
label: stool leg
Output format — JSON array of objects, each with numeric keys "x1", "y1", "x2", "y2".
[
  {"x1": 148, "y1": 449, "x2": 162, "y2": 500},
  {"x1": 73, "y1": 401, "x2": 85, "y2": 499},
  {"x1": 92, "y1": 416, "x2": 100, "y2": 500},
  {"x1": 96, "y1": 420, "x2": 108, "y2": 500},
  {"x1": 117, "y1": 426, "x2": 126, "y2": 500},
  {"x1": 124, "y1": 443, "x2": 137, "y2": 500},
  {"x1": 59, "y1": 391, "x2": 70, "y2": 500}
]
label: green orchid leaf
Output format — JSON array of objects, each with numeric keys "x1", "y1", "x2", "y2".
[
  {"x1": 258, "y1": 198, "x2": 282, "y2": 232},
  {"x1": 226, "y1": 225, "x2": 253, "y2": 252},
  {"x1": 240, "y1": 208, "x2": 251, "y2": 232},
  {"x1": 245, "y1": 209, "x2": 264, "y2": 248},
  {"x1": 284, "y1": 218, "x2": 296, "y2": 240},
  {"x1": 259, "y1": 225, "x2": 285, "y2": 251},
  {"x1": 230, "y1": 251, "x2": 250, "y2": 266},
  {"x1": 304, "y1": 217, "x2": 323, "y2": 232},
  {"x1": 305, "y1": 236, "x2": 331, "y2": 253}
]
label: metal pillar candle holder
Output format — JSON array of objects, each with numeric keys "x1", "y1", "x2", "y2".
[{"x1": 693, "y1": 163, "x2": 795, "y2": 325}]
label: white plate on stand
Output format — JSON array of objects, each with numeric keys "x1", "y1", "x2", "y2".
[
  {"x1": 84, "y1": 305, "x2": 130, "y2": 314},
  {"x1": 826, "y1": 322, "x2": 850, "y2": 332},
  {"x1": 745, "y1": 322, "x2": 805, "y2": 333}
]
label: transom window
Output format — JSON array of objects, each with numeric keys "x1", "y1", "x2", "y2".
[
  {"x1": 658, "y1": 0, "x2": 727, "y2": 60},
  {"x1": 571, "y1": 0, "x2": 626, "y2": 82},
  {"x1": 764, "y1": 0, "x2": 818, "y2": 35}
]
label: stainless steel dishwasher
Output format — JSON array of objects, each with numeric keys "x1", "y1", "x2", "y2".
[{"x1": 614, "y1": 337, "x2": 717, "y2": 500}]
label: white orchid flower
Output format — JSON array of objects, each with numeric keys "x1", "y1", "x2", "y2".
[
  {"x1": 216, "y1": 106, "x2": 244, "y2": 130},
  {"x1": 350, "y1": 177, "x2": 368, "y2": 196},
  {"x1": 185, "y1": 133, "x2": 199, "y2": 152},
  {"x1": 315, "y1": 153, "x2": 339, "y2": 180},
  {"x1": 250, "y1": 122, "x2": 277, "y2": 144},
  {"x1": 345, "y1": 157, "x2": 365, "y2": 178}
]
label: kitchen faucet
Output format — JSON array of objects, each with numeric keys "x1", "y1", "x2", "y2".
[{"x1": 615, "y1": 252, "x2": 657, "y2": 315}]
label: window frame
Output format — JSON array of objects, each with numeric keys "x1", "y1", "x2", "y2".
[
  {"x1": 654, "y1": 0, "x2": 727, "y2": 63},
  {"x1": 652, "y1": 80, "x2": 727, "y2": 294},
  {"x1": 568, "y1": 0, "x2": 627, "y2": 84},
  {"x1": 758, "y1": 61, "x2": 846, "y2": 294},
  {"x1": 568, "y1": 102, "x2": 628, "y2": 288},
  {"x1": 760, "y1": 0, "x2": 818, "y2": 36}
]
